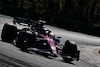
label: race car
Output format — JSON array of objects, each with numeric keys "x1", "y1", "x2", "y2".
[{"x1": 1, "y1": 17, "x2": 80, "y2": 62}]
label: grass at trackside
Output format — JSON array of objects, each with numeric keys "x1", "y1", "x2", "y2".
[{"x1": 0, "y1": 14, "x2": 13, "y2": 19}]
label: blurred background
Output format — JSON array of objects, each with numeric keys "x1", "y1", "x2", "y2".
[
  {"x1": 0, "y1": 0, "x2": 100, "y2": 36},
  {"x1": 1, "y1": 0, "x2": 100, "y2": 25}
]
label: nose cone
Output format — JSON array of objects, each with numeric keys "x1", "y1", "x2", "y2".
[{"x1": 52, "y1": 51, "x2": 58, "y2": 57}]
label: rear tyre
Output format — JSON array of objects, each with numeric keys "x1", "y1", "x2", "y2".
[
  {"x1": 1, "y1": 23, "x2": 17, "y2": 43},
  {"x1": 17, "y1": 31, "x2": 36, "y2": 51}
]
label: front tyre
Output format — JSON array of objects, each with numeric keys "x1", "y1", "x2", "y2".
[
  {"x1": 62, "y1": 55, "x2": 73, "y2": 63},
  {"x1": 75, "y1": 50, "x2": 80, "y2": 61}
]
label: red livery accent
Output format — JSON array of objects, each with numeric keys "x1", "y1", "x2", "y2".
[{"x1": 40, "y1": 34, "x2": 57, "y2": 55}]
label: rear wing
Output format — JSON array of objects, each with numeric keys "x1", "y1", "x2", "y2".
[
  {"x1": 13, "y1": 17, "x2": 46, "y2": 26},
  {"x1": 13, "y1": 17, "x2": 39, "y2": 27},
  {"x1": 13, "y1": 17, "x2": 33, "y2": 24}
]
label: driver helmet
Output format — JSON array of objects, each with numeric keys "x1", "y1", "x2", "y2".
[
  {"x1": 50, "y1": 33, "x2": 55, "y2": 38},
  {"x1": 38, "y1": 20, "x2": 46, "y2": 27}
]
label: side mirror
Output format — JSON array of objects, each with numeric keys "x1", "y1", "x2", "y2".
[
  {"x1": 57, "y1": 37, "x2": 61, "y2": 39},
  {"x1": 46, "y1": 29, "x2": 51, "y2": 33}
]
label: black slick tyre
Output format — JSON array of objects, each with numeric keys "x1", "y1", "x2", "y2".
[{"x1": 1, "y1": 23, "x2": 17, "y2": 43}]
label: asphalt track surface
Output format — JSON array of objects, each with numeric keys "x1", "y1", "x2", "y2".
[{"x1": 0, "y1": 15, "x2": 100, "y2": 67}]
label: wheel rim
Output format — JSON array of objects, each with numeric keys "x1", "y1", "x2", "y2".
[{"x1": 13, "y1": 39, "x2": 17, "y2": 46}]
